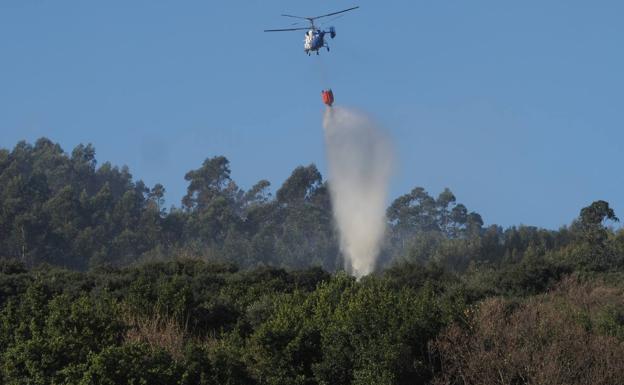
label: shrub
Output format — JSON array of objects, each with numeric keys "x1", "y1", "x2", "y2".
[{"x1": 433, "y1": 276, "x2": 624, "y2": 385}]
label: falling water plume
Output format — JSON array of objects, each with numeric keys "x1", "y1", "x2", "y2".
[{"x1": 323, "y1": 106, "x2": 394, "y2": 278}]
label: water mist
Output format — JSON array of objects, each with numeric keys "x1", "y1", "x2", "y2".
[{"x1": 323, "y1": 106, "x2": 394, "y2": 278}]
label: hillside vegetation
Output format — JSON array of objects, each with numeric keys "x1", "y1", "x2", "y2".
[{"x1": 1, "y1": 138, "x2": 623, "y2": 384}]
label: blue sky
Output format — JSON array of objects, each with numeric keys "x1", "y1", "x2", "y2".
[{"x1": 1, "y1": 0, "x2": 623, "y2": 229}]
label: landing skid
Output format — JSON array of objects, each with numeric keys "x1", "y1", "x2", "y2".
[{"x1": 305, "y1": 46, "x2": 330, "y2": 56}]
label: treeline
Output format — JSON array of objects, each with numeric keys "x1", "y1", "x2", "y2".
[
  {"x1": 0, "y1": 137, "x2": 485, "y2": 271},
  {"x1": 4, "y1": 138, "x2": 622, "y2": 274},
  {"x1": 0, "y1": 138, "x2": 340, "y2": 270}
]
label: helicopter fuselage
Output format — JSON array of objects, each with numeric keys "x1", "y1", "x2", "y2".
[{"x1": 304, "y1": 29, "x2": 327, "y2": 55}]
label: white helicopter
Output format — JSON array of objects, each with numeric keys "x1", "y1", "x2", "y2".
[{"x1": 264, "y1": 6, "x2": 359, "y2": 55}]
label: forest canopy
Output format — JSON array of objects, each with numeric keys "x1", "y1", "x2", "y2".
[{"x1": 4, "y1": 137, "x2": 620, "y2": 273}]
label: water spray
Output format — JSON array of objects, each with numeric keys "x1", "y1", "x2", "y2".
[{"x1": 323, "y1": 105, "x2": 394, "y2": 278}]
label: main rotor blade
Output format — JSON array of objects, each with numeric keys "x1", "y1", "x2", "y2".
[
  {"x1": 264, "y1": 27, "x2": 310, "y2": 32},
  {"x1": 311, "y1": 6, "x2": 359, "y2": 21},
  {"x1": 280, "y1": 14, "x2": 311, "y2": 20}
]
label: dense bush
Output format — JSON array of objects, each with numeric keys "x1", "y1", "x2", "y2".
[{"x1": 1, "y1": 259, "x2": 622, "y2": 384}]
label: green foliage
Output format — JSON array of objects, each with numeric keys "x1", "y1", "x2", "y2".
[
  {"x1": 79, "y1": 343, "x2": 181, "y2": 385},
  {"x1": 246, "y1": 274, "x2": 457, "y2": 385},
  {"x1": 0, "y1": 139, "x2": 163, "y2": 269},
  {"x1": 0, "y1": 284, "x2": 124, "y2": 384},
  {"x1": 2, "y1": 138, "x2": 624, "y2": 384},
  {"x1": 0, "y1": 256, "x2": 623, "y2": 384}
]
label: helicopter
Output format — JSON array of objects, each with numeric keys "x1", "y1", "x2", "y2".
[{"x1": 264, "y1": 6, "x2": 359, "y2": 55}]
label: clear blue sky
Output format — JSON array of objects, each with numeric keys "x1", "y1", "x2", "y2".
[{"x1": 1, "y1": 0, "x2": 623, "y2": 229}]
